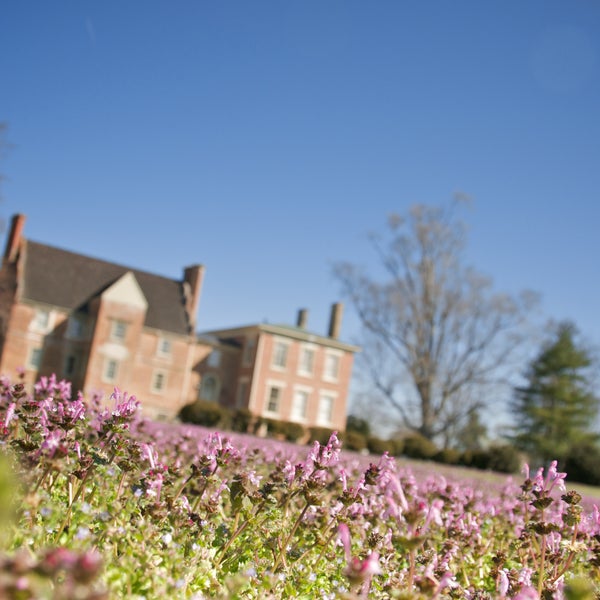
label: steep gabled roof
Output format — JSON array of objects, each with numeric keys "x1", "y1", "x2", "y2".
[{"x1": 21, "y1": 241, "x2": 190, "y2": 335}]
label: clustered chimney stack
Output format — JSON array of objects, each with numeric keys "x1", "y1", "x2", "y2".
[
  {"x1": 328, "y1": 302, "x2": 343, "y2": 339},
  {"x1": 183, "y1": 264, "x2": 205, "y2": 333},
  {"x1": 4, "y1": 214, "x2": 26, "y2": 263},
  {"x1": 296, "y1": 308, "x2": 308, "y2": 329}
]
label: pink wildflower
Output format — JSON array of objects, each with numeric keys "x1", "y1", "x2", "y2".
[
  {"x1": 338, "y1": 523, "x2": 381, "y2": 584},
  {"x1": 546, "y1": 460, "x2": 567, "y2": 493},
  {"x1": 498, "y1": 569, "x2": 510, "y2": 597},
  {"x1": 40, "y1": 429, "x2": 68, "y2": 459},
  {"x1": 140, "y1": 442, "x2": 157, "y2": 469},
  {"x1": 307, "y1": 431, "x2": 342, "y2": 469},
  {"x1": 4, "y1": 402, "x2": 15, "y2": 427},
  {"x1": 110, "y1": 388, "x2": 140, "y2": 419}
]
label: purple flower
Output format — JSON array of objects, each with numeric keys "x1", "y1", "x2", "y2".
[
  {"x1": 338, "y1": 523, "x2": 382, "y2": 584},
  {"x1": 4, "y1": 402, "x2": 15, "y2": 426},
  {"x1": 546, "y1": 460, "x2": 567, "y2": 493},
  {"x1": 306, "y1": 431, "x2": 342, "y2": 470},
  {"x1": 498, "y1": 569, "x2": 509, "y2": 596},
  {"x1": 110, "y1": 388, "x2": 140, "y2": 419}
]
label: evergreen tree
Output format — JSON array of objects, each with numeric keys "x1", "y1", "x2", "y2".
[{"x1": 511, "y1": 322, "x2": 599, "y2": 464}]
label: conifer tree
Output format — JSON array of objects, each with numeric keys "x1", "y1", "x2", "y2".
[{"x1": 511, "y1": 321, "x2": 599, "y2": 463}]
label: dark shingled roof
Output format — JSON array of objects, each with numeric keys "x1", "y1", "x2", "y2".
[{"x1": 22, "y1": 241, "x2": 190, "y2": 335}]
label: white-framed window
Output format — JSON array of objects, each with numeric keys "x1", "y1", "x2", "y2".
[
  {"x1": 207, "y1": 350, "x2": 221, "y2": 368},
  {"x1": 103, "y1": 358, "x2": 119, "y2": 383},
  {"x1": 32, "y1": 308, "x2": 51, "y2": 332},
  {"x1": 199, "y1": 374, "x2": 220, "y2": 402},
  {"x1": 236, "y1": 378, "x2": 249, "y2": 408},
  {"x1": 317, "y1": 393, "x2": 335, "y2": 425},
  {"x1": 151, "y1": 370, "x2": 167, "y2": 394},
  {"x1": 291, "y1": 389, "x2": 309, "y2": 422},
  {"x1": 157, "y1": 337, "x2": 171, "y2": 356},
  {"x1": 28, "y1": 347, "x2": 43, "y2": 370},
  {"x1": 110, "y1": 320, "x2": 128, "y2": 342},
  {"x1": 271, "y1": 339, "x2": 289, "y2": 370},
  {"x1": 323, "y1": 351, "x2": 341, "y2": 381},
  {"x1": 298, "y1": 345, "x2": 315, "y2": 376},
  {"x1": 242, "y1": 337, "x2": 256, "y2": 366},
  {"x1": 266, "y1": 385, "x2": 282, "y2": 414}
]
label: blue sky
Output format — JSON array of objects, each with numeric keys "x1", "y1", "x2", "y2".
[{"x1": 1, "y1": 1, "x2": 600, "y2": 361}]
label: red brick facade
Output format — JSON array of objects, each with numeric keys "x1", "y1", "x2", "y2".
[
  {"x1": 0, "y1": 214, "x2": 359, "y2": 428},
  {"x1": 193, "y1": 307, "x2": 358, "y2": 432}
]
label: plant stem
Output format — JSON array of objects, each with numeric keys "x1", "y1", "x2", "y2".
[
  {"x1": 216, "y1": 519, "x2": 251, "y2": 565},
  {"x1": 537, "y1": 509, "x2": 547, "y2": 595},
  {"x1": 407, "y1": 549, "x2": 416, "y2": 590},
  {"x1": 54, "y1": 467, "x2": 93, "y2": 543},
  {"x1": 272, "y1": 502, "x2": 310, "y2": 572}
]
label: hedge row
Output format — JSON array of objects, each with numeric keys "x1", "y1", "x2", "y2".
[
  {"x1": 178, "y1": 401, "x2": 523, "y2": 474},
  {"x1": 179, "y1": 401, "x2": 333, "y2": 445},
  {"x1": 344, "y1": 430, "x2": 522, "y2": 474}
]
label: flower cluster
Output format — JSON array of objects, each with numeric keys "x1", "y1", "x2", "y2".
[{"x1": 1, "y1": 373, "x2": 600, "y2": 599}]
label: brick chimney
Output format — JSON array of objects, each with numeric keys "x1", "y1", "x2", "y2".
[
  {"x1": 296, "y1": 308, "x2": 308, "y2": 329},
  {"x1": 3, "y1": 213, "x2": 26, "y2": 263},
  {"x1": 327, "y1": 302, "x2": 344, "y2": 339},
  {"x1": 183, "y1": 264, "x2": 205, "y2": 333}
]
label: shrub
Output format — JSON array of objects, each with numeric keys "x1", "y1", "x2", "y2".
[
  {"x1": 465, "y1": 445, "x2": 522, "y2": 474},
  {"x1": 434, "y1": 448, "x2": 461, "y2": 465},
  {"x1": 308, "y1": 427, "x2": 336, "y2": 445},
  {"x1": 344, "y1": 431, "x2": 368, "y2": 452},
  {"x1": 345, "y1": 415, "x2": 371, "y2": 437},
  {"x1": 178, "y1": 400, "x2": 229, "y2": 428},
  {"x1": 468, "y1": 449, "x2": 490, "y2": 471},
  {"x1": 366, "y1": 436, "x2": 395, "y2": 456},
  {"x1": 458, "y1": 449, "x2": 475, "y2": 467},
  {"x1": 563, "y1": 442, "x2": 600, "y2": 486},
  {"x1": 401, "y1": 434, "x2": 438, "y2": 460},
  {"x1": 230, "y1": 408, "x2": 254, "y2": 433},
  {"x1": 264, "y1": 418, "x2": 286, "y2": 437},
  {"x1": 484, "y1": 444, "x2": 522, "y2": 473},
  {"x1": 389, "y1": 438, "x2": 405, "y2": 457},
  {"x1": 282, "y1": 421, "x2": 306, "y2": 443}
]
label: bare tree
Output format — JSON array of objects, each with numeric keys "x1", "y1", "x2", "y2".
[{"x1": 334, "y1": 198, "x2": 538, "y2": 443}]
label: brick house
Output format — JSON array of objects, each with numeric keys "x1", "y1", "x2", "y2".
[
  {"x1": 0, "y1": 213, "x2": 359, "y2": 429},
  {"x1": 191, "y1": 305, "x2": 359, "y2": 433},
  {"x1": 0, "y1": 214, "x2": 204, "y2": 419}
]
